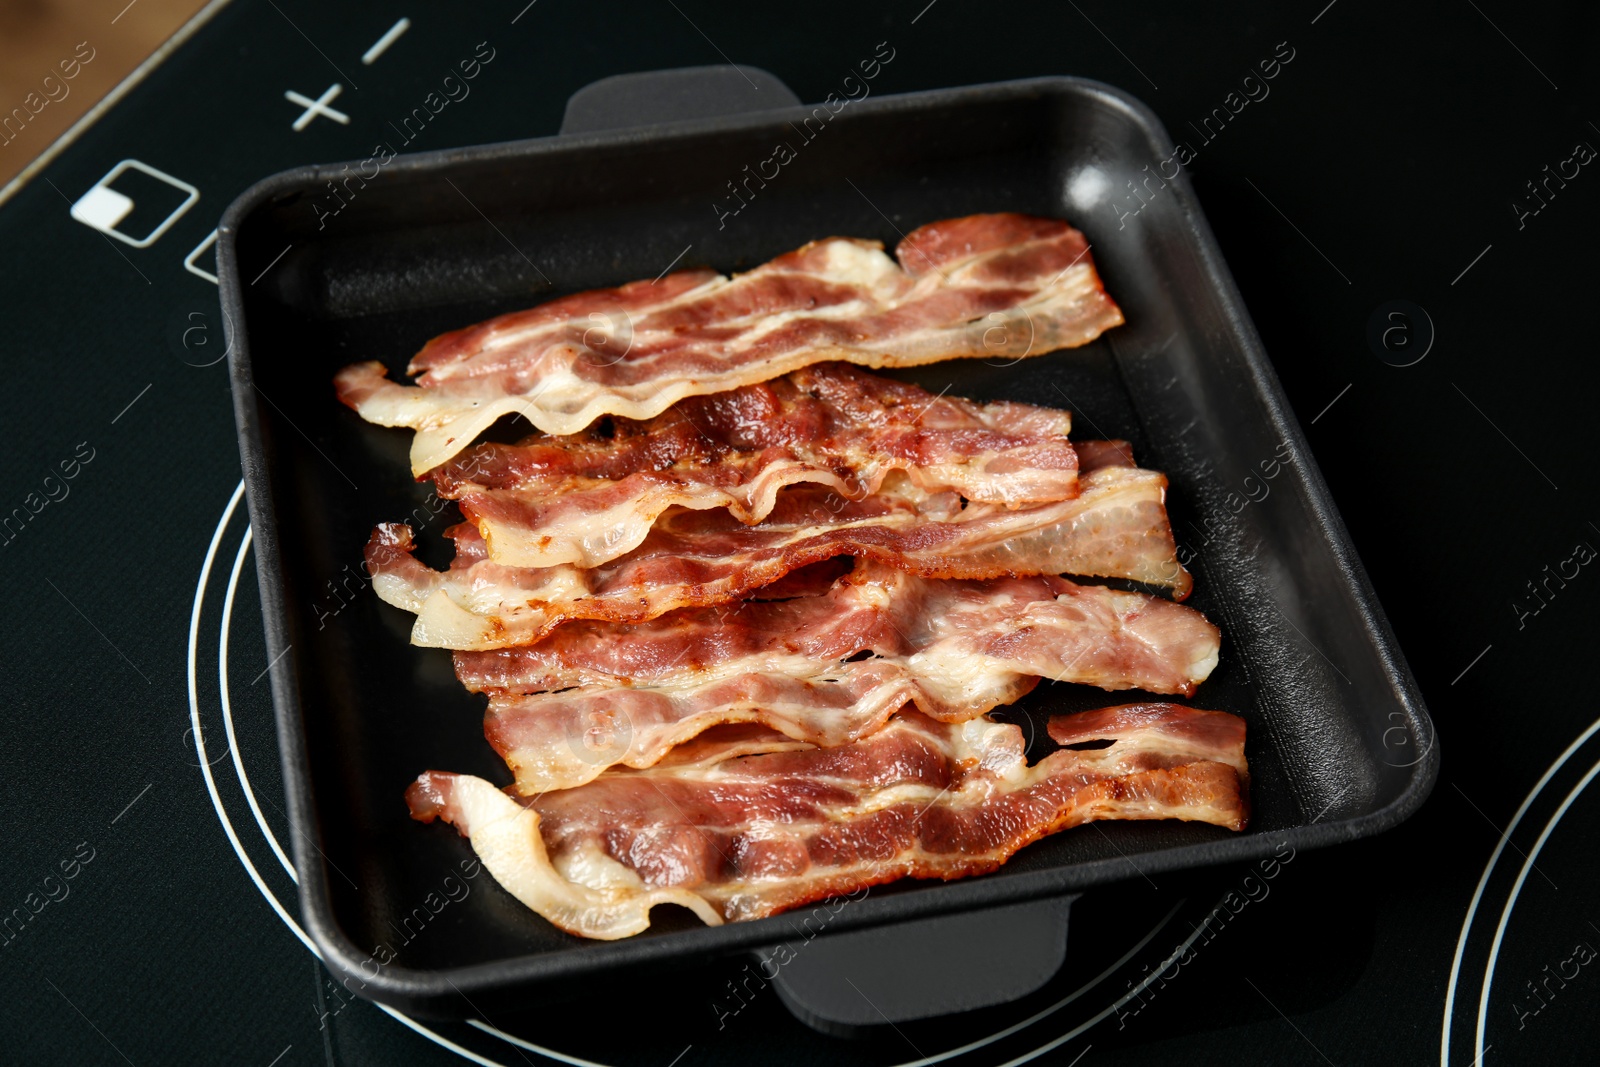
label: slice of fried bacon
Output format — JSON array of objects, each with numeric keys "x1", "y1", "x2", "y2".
[
  {"x1": 431, "y1": 362, "x2": 1079, "y2": 569},
  {"x1": 405, "y1": 704, "x2": 1248, "y2": 939},
  {"x1": 367, "y1": 463, "x2": 1191, "y2": 651},
  {"x1": 459, "y1": 560, "x2": 1219, "y2": 791},
  {"x1": 335, "y1": 213, "x2": 1123, "y2": 474}
]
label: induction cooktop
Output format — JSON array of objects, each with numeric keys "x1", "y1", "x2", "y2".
[{"x1": 3, "y1": 2, "x2": 1597, "y2": 1065}]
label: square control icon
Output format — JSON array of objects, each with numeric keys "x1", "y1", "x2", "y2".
[{"x1": 70, "y1": 159, "x2": 199, "y2": 248}]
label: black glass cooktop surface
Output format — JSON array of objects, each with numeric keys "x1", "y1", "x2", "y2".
[{"x1": 2, "y1": 2, "x2": 1596, "y2": 1064}]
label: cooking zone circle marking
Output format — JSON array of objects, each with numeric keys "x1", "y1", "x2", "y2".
[
  {"x1": 1473, "y1": 758, "x2": 1600, "y2": 1063},
  {"x1": 1440, "y1": 716, "x2": 1600, "y2": 1065},
  {"x1": 188, "y1": 483, "x2": 514, "y2": 1067}
]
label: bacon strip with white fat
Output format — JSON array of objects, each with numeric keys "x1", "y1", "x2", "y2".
[
  {"x1": 335, "y1": 213, "x2": 1124, "y2": 473},
  {"x1": 460, "y1": 561, "x2": 1220, "y2": 791},
  {"x1": 405, "y1": 704, "x2": 1249, "y2": 939},
  {"x1": 431, "y1": 362, "x2": 1079, "y2": 569},
  {"x1": 368, "y1": 463, "x2": 1191, "y2": 650}
]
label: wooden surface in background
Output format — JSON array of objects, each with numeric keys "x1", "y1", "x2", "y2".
[{"x1": 0, "y1": 0, "x2": 212, "y2": 185}]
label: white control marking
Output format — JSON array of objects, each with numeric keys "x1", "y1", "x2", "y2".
[
  {"x1": 284, "y1": 84, "x2": 349, "y2": 131},
  {"x1": 362, "y1": 17, "x2": 410, "y2": 64}
]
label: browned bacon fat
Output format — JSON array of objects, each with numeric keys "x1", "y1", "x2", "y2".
[
  {"x1": 461, "y1": 561, "x2": 1220, "y2": 791},
  {"x1": 431, "y1": 363, "x2": 1079, "y2": 568},
  {"x1": 335, "y1": 214, "x2": 1124, "y2": 474},
  {"x1": 405, "y1": 704, "x2": 1248, "y2": 939},
  {"x1": 368, "y1": 464, "x2": 1191, "y2": 650}
]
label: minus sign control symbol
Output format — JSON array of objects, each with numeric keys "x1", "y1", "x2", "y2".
[{"x1": 363, "y1": 18, "x2": 411, "y2": 65}]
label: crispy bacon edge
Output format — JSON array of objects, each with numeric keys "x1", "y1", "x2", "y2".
[
  {"x1": 431, "y1": 363, "x2": 1080, "y2": 569},
  {"x1": 335, "y1": 213, "x2": 1123, "y2": 474},
  {"x1": 405, "y1": 704, "x2": 1248, "y2": 939},
  {"x1": 463, "y1": 562, "x2": 1221, "y2": 791},
  {"x1": 366, "y1": 464, "x2": 1192, "y2": 651}
]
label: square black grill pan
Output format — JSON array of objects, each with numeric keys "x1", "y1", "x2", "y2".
[{"x1": 218, "y1": 71, "x2": 1437, "y2": 1019}]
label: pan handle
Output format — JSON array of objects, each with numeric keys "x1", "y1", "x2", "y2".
[
  {"x1": 752, "y1": 894, "x2": 1078, "y2": 1036},
  {"x1": 559, "y1": 65, "x2": 801, "y2": 135}
]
